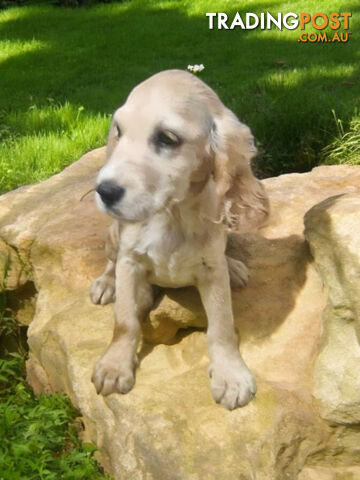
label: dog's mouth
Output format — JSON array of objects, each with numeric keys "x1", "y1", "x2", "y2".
[
  {"x1": 95, "y1": 191, "x2": 154, "y2": 223},
  {"x1": 104, "y1": 206, "x2": 124, "y2": 220}
]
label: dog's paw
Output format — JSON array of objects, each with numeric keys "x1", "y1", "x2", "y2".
[
  {"x1": 209, "y1": 357, "x2": 257, "y2": 410},
  {"x1": 92, "y1": 352, "x2": 137, "y2": 396},
  {"x1": 90, "y1": 274, "x2": 115, "y2": 305},
  {"x1": 227, "y1": 257, "x2": 249, "y2": 288}
]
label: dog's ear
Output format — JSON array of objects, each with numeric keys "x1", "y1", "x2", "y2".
[{"x1": 210, "y1": 109, "x2": 269, "y2": 233}]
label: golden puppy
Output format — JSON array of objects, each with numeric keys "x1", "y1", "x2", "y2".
[{"x1": 90, "y1": 70, "x2": 269, "y2": 410}]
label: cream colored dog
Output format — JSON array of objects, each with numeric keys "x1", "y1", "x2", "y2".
[{"x1": 90, "y1": 70, "x2": 269, "y2": 410}]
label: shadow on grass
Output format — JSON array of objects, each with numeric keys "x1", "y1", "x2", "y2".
[{"x1": 0, "y1": 0, "x2": 359, "y2": 176}]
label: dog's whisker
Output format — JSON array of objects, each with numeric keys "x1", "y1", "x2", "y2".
[{"x1": 80, "y1": 188, "x2": 95, "y2": 202}]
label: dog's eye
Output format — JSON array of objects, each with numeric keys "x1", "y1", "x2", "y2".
[
  {"x1": 115, "y1": 124, "x2": 121, "y2": 139},
  {"x1": 154, "y1": 130, "x2": 181, "y2": 149}
]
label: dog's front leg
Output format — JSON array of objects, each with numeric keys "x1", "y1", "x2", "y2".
[
  {"x1": 197, "y1": 258, "x2": 257, "y2": 410},
  {"x1": 90, "y1": 222, "x2": 120, "y2": 305},
  {"x1": 92, "y1": 258, "x2": 150, "y2": 396}
]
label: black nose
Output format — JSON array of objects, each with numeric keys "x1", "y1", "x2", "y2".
[{"x1": 96, "y1": 181, "x2": 125, "y2": 207}]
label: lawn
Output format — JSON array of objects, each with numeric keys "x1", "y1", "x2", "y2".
[
  {"x1": 0, "y1": 254, "x2": 112, "y2": 479},
  {"x1": 0, "y1": 0, "x2": 359, "y2": 194},
  {"x1": 0, "y1": 354, "x2": 112, "y2": 480}
]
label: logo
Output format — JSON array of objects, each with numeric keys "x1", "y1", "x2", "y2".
[{"x1": 206, "y1": 12, "x2": 352, "y2": 43}]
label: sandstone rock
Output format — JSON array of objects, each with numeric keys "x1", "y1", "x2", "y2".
[
  {"x1": 2, "y1": 150, "x2": 360, "y2": 479},
  {"x1": 299, "y1": 466, "x2": 360, "y2": 480},
  {"x1": 304, "y1": 194, "x2": 360, "y2": 424}
]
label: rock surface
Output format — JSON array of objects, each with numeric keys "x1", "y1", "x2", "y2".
[
  {"x1": 304, "y1": 194, "x2": 360, "y2": 425},
  {"x1": 1, "y1": 149, "x2": 360, "y2": 479}
]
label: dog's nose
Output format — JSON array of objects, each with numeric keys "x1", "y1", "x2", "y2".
[{"x1": 96, "y1": 181, "x2": 125, "y2": 206}]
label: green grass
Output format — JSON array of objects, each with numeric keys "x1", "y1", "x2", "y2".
[
  {"x1": 0, "y1": 354, "x2": 112, "y2": 480},
  {"x1": 0, "y1": 103, "x2": 108, "y2": 192},
  {"x1": 322, "y1": 110, "x2": 360, "y2": 165},
  {"x1": 0, "y1": 0, "x2": 359, "y2": 193},
  {"x1": 0, "y1": 260, "x2": 111, "y2": 480}
]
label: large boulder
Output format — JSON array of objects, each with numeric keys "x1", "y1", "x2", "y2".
[
  {"x1": 1, "y1": 148, "x2": 360, "y2": 479},
  {"x1": 304, "y1": 194, "x2": 360, "y2": 424}
]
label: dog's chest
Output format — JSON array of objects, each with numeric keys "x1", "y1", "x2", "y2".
[
  {"x1": 121, "y1": 219, "x2": 209, "y2": 287},
  {"x1": 146, "y1": 248, "x2": 199, "y2": 287}
]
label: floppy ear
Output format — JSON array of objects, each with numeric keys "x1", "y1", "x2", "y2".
[{"x1": 210, "y1": 109, "x2": 269, "y2": 233}]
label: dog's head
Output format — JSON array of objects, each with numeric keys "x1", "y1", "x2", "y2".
[{"x1": 96, "y1": 69, "x2": 269, "y2": 231}]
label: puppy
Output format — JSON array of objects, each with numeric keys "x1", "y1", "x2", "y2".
[{"x1": 90, "y1": 70, "x2": 269, "y2": 410}]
